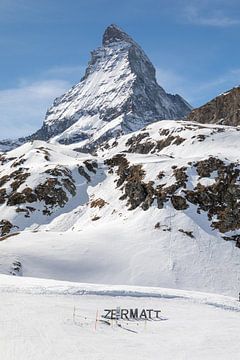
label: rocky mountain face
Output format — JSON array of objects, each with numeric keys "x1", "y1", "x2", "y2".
[
  {"x1": 188, "y1": 86, "x2": 240, "y2": 126},
  {"x1": 30, "y1": 24, "x2": 191, "y2": 150}
]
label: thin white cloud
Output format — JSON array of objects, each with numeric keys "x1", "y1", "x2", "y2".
[
  {"x1": 0, "y1": 63, "x2": 85, "y2": 140},
  {"x1": 156, "y1": 67, "x2": 240, "y2": 106},
  {"x1": 44, "y1": 65, "x2": 85, "y2": 78},
  {"x1": 156, "y1": 67, "x2": 192, "y2": 102},
  {"x1": 196, "y1": 68, "x2": 240, "y2": 92},
  {"x1": 0, "y1": 79, "x2": 71, "y2": 139},
  {"x1": 156, "y1": 68, "x2": 184, "y2": 91},
  {"x1": 183, "y1": 4, "x2": 240, "y2": 27}
]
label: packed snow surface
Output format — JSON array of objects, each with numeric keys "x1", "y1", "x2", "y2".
[
  {"x1": 0, "y1": 226, "x2": 239, "y2": 297},
  {"x1": 0, "y1": 275, "x2": 240, "y2": 360}
]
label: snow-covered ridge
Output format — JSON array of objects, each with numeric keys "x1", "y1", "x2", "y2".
[{"x1": 0, "y1": 120, "x2": 239, "y2": 296}]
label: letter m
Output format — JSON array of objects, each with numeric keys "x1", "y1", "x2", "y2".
[{"x1": 129, "y1": 308, "x2": 138, "y2": 320}]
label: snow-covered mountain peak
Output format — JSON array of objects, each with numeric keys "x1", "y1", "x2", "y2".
[
  {"x1": 102, "y1": 24, "x2": 135, "y2": 46},
  {"x1": 29, "y1": 25, "x2": 191, "y2": 151}
]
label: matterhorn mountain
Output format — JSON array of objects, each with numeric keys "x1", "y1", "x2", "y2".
[
  {"x1": 29, "y1": 24, "x2": 191, "y2": 150},
  {"x1": 0, "y1": 24, "x2": 239, "y2": 300}
]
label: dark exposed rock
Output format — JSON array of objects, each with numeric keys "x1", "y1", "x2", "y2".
[
  {"x1": 105, "y1": 154, "x2": 189, "y2": 211},
  {"x1": 187, "y1": 86, "x2": 240, "y2": 126},
  {"x1": 10, "y1": 172, "x2": 30, "y2": 191},
  {"x1": 104, "y1": 154, "x2": 129, "y2": 180},
  {"x1": 35, "y1": 178, "x2": 68, "y2": 208},
  {"x1": 0, "y1": 154, "x2": 7, "y2": 165},
  {"x1": 22, "y1": 188, "x2": 38, "y2": 203},
  {"x1": 10, "y1": 260, "x2": 22, "y2": 276},
  {"x1": 141, "y1": 181, "x2": 155, "y2": 210},
  {"x1": 125, "y1": 132, "x2": 186, "y2": 154},
  {"x1": 45, "y1": 167, "x2": 70, "y2": 178},
  {"x1": 0, "y1": 188, "x2": 7, "y2": 204},
  {"x1": 155, "y1": 135, "x2": 185, "y2": 152},
  {"x1": 125, "y1": 133, "x2": 152, "y2": 154},
  {"x1": 84, "y1": 160, "x2": 98, "y2": 173},
  {"x1": 62, "y1": 178, "x2": 76, "y2": 196},
  {"x1": 103, "y1": 24, "x2": 135, "y2": 46},
  {"x1": 16, "y1": 207, "x2": 29, "y2": 214},
  {"x1": 7, "y1": 187, "x2": 37, "y2": 206},
  {"x1": 195, "y1": 157, "x2": 225, "y2": 178},
  {"x1": 162, "y1": 227, "x2": 171, "y2": 232},
  {"x1": 178, "y1": 229, "x2": 195, "y2": 238},
  {"x1": 90, "y1": 198, "x2": 108, "y2": 208},
  {"x1": 196, "y1": 134, "x2": 206, "y2": 142},
  {"x1": 2, "y1": 166, "x2": 76, "y2": 214},
  {"x1": 171, "y1": 195, "x2": 189, "y2": 210},
  {"x1": 185, "y1": 161, "x2": 240, "y2": 233},
  {"x1": 223, "y1": 235, "x2": 240, "y2": 248},
  {"x1": 78, "y1": 166, "x2": 91, "y2": 182},
  {"x1": 92, "y1": 215, "x2": 101, "y2": 221},
  {"x1": 0, "y1": 175, "x2": 10, "y2": 188},
  {"x1": 173, "y1": 167, "x2": 188, "y2": 188},
  {"x1": 0, "y1": 220, "x2": 18, "y2": 236},
  {"x1": 159, "y1": 128, "x2": 171, "y2": 136},
  {"x1": 104, "y1": 154, "x2": 128, "y2": 167},
  {"x1": 37, "y1": 147, "x2": 51, "y2": 161},
  {"x1": 120, "y1": 180, "x2": 148, "y2": 210},
  {"x1": 7, "y1": 192, "x2": 26, "y2": 206},
  {"x1": 157, "y1": 171, "x2": 165, "y2": 180},
  {"x1": 11, "y1": 158, "x2": 26, "y2": 168}
]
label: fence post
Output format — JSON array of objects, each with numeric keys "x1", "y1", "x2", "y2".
[{"x1": 95, "y1": 309, "x2": 99, "y2": 331}]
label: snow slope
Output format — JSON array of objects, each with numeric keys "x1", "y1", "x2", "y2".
[
  {"x1": 0, "y1": 220, "x2": 239, "y2": 296},
  {"x1": 0, "y1": 275, "x2": 240, "y2": 360},
  {"x1": 0, "y1": 120, "x2": 239, "y2": 296}
]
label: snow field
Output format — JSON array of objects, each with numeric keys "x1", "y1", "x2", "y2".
[{"x1": 0, "y1": 275, "x2": 240, "y2": 360}]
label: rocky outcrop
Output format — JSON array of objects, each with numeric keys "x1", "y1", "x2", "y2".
[
  {"x1": 105, "y1": 155, "x2": 189, "y2": 211},
  {"x1": 0, "y1": 220, "x2": 18, "y2": 237},
  {"x1": 185, "y1": 159, "x2": 240, "y2": 233},
  {"x1": 105, "y1": 150, "x2": 240, "y2": 246},
  {"x1": 188, "y1": 86, "x2": 240, "y2": 126},
  {"x1": 125, "y1": 130, "x2": 186, "y2": 154},
  {"x1": 0, "y1": 162, "x2": 77, "y2": 218}
]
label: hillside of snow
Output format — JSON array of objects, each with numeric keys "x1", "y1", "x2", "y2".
[
  {"x1": 0, "y1": 275, "x2": 240, "y2": 360},
  {"x1": 0, "y1": 120, "x2": 239, "y2": 296}
]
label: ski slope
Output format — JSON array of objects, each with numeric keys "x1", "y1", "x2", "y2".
[
  {"x1": 0, "y1": 275, "x2": 240, "y2": 360},
  {"x1": 0, "y1": 224, "x2": 239, "y2": 297}
]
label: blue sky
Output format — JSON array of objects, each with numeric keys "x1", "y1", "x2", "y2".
[{"x1": 0, "y1": 0, "x2": 240, "y2": 139}]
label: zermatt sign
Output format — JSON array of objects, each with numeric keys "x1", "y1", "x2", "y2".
[{"x1": 102, "y1": 307, "x2": 162, "y2": 321}]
